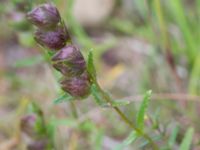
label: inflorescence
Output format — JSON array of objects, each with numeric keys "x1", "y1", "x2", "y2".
[{"x1": 27, "y1": 3, "x2": 91, "y2": 98}]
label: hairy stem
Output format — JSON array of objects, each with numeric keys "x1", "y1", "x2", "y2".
[{"x1": 94, "y1": 81, "x2": 158, "y2": 150}]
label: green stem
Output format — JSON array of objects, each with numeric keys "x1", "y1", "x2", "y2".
[
  {"x1": 94, "y1": 81, "x2": 158, "y2": 150},
  {"x1": 70, "y1": 101, "x2": 78, "y2": 119}
]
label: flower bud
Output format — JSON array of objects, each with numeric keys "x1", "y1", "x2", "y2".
[
  {"x1": 52, "y1": 45, "x2": 86, "y2": 76},
  {"x1": 34, "y1": 25, "x2": 69, "y2": 50},
  {"x1": 60, "y1": 71, "x2": 91, "y2": 98},
  {"x1": 27, "y1": 3, "x2": 61, "y2": 29},
  {"x1": 20, "y1": 114, "x2": 37, "y2": 138}
]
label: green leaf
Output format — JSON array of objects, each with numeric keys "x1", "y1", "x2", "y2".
[
  {"x1": 179, "y1": 127, "x2": 194, "y2": 150},
  {"x1": 189, "y1": 52, "x2": 200, "y2": 94},
  {"x1": 53, "y1": 93, "x2": 74, "y2": 104},
  {"x1": 136, "y1": 90, "x2": 152, "y2": 130},
  {"x1": 139, "y1": 135, "x2": 161, "y2": 148},
  {"x1": 87, "y1": 50, "x2": 96, "y2": 81},
  {"x1": 91, "y1": 84, "x2": 105, "y2": 106},
  {"x1": 166, "y1": 0, "x2": 197, "y2": 61},
  {"x1": 27, "y1": 103, "x2": 46, "y2": 136},
  {"x1": 113, "y1": 131, "x2": 138, "y2": 150},
  {"x1": 91, "y1": 84, "x2": 131, "y2": 107},
  {"x1": 13, "y1": 55, "x2": 44, "y2": 68},
  {"x1": 35, "y1": 115, "x2": 46, "y2": 135},
  {"x1": 123, "y1": 131, "x2": 138, "y2": 145},
  {"x1": 28, "y1": 102, "x2": 43, "y2": 116},
  {"x1": 110, "y1": 100, "x2": 130, "y2": 107},
  {"x1": 92, "y1": 129, "x2": 104, "y2": 150},
  {"x1": 168, "y1": 125, "x2": 179, "y2": 148}
]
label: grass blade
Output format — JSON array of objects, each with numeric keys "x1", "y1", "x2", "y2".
[
  {"x1": 179, "y1": 127, "x2": 194, "y2": 150},
  {"x1": 168, "y1": 125, "x2": 179, "y2": 148}
]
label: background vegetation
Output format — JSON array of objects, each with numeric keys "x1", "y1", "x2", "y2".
[{"x1": 0, "y1": 0, "x2": 199, "y2": 149}]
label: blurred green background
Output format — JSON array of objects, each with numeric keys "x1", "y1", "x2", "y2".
[{"x1": 0, "y1": 0, "x2": 200, "y2": 149}]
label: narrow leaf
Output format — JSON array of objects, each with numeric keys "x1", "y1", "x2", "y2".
[
  {"x1": 28, "y1": 102, "x2": 42, "y2": 115},
  {"x1": 91, "y1": 84, "x2": 105, "y2": 106},
  {"x1": 168, "y1": 126, "x2": 179, "y2": 148},
  {"x1": 91, "y1": 128, "x2": 104, "y2": 150},
  {"x1": 87, "y1": 50, "x2": 96, "y2": 81},
  {"x1": 179, "y1": 127, "x2": 194, "y2": 150},
  {"x1": 113, "y1": 131, "x2": 138, "y2": 150},
  {"x1": 139, "y1": 135, "x2": 161, "y2": 148},
  {"x1": 111, "y1": 100, "x2": 130, "y2": 107},
  {"x1": 13, "y1": 55, "x2": 43, "y2": 68},
  {"x1": 136, "y1": 90, "x2": 152, "y2": 130},
  {"x1": 91, "y1": 84, "x2": 131, "y2": 107},
  {"x1": 123, "y1": 131, "x2": 138, "y2": 145},
  {"x1": 53, "y1": 93, "x2": 74, "y2": 104}
]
